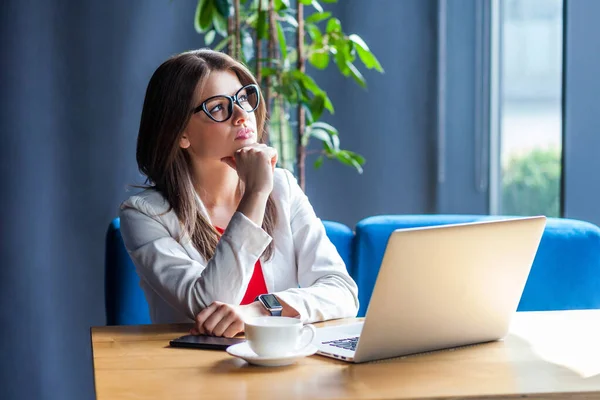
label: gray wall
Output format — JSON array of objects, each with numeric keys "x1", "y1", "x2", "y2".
[{"x1": 0, "y1": 1, "x2": 201, "y2": 399}]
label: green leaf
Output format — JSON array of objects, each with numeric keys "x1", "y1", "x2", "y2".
[
  {"x1": 349, "y1": 34, "x2": 384, "y2": 72},
  {"x1": 261, "y1": 67, "x2": 278, "y2": 77},
  {"x1": 323, "y1": 95, "x2": 334, "y2": 113},
  {"x1": 336, "y1": 151, "x2": 364, "y2": 173},
  {"x1": 331, "y1": 38, "x2": 353, "y2": 75},
  {"x1": 333, "y1": 48, "x2": 350, "y2": 76},
  {"x1": 311, "y1": 121, "x2": 338, "y2": 136},
  {"x1": 276, "y1": 21, "x2": 288, "y2": 61},
  {"x1": 344, "y1": 150, "x2": 366, "y2": 165},
  {"x1": 291, "y1": 70, "x2": 320, "y2": 94},
  {"x1": 299, "y1": 0, "x2": 312, "y2": 4},
  {"x1": 311, "y1": 0, "x2": 324, "y2": 13},
  {"x1": 322, "y1": 137, "x2": 335, "y2": 155},
  {"x1": 303, "y1": 103, "x2": 314, "y2": 125},
  {"x1": 292, "y1": 73, "x2": 332, "y2": 115},
  {"x1": 257, "y1": 10, "x2": 269, "y2": 40},
  {"x1": 309, "y1": 50, "x2": 329, "y2": 69},
  {"x1": 200, "y1": 0, "x2": 215, "y2": 31},
  {"x1": 282, "y1": 13, "x2": 298, "y2": 28},
  {"x1": 274, "y1": 0, "x2": 290, "y2": 10},
  {"x1": 309, "y1": 127, "x2": 332, "y2": 147},
  {"x1": 277, "y1": 80, "x2": 297, "y2": 101},
  {"x1": 346, "y1": 61, "x2": 367, "y2": 88},
  {"x1": 331, "y1": 133, "x2": 340, "y2": 150},
  {"x1": 306, "y1": 24, "x2": 322, "y2": 41},
  {"x1": 308, "y1": 94, "x2": 326, "y2": 121},
  {"x1": 204, "y1": 30, "x2": 216, "y2": 45},
  {"x1": 314, "y1": 156, "x2": 324, "y2": 169},
  {"x1": 214, "y1": 35, "x2": 231, "y2": 51},
  {"x1": 321, "y1": 0, "x2": 337, "y2": 3},
  {"x1": 290, "y1": 82, "x2": 304, "y2": 101},
  {"x1": 287, "y1": 48, "x2": 298, "y2": 64},
  {"x1": 212, "y1": 11, "x2": 228, "y2": 37},
  {"x1": 305, "y1": 11, "x2": 331, "y2": 24},
  {"x1": 246, "y1": 12, "x2": 257, "y2": 26},
  {"x1": 326, "y1": 17, "x2": 342, "y2": 34},
  {"x1": 214, "y1": 0, "x2": 231, "y2": 17},
  {"x1": 194, "y1": 0, "x2": 205, "y2": 33}
]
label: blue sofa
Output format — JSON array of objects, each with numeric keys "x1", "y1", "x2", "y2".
[{"x1": 105, "y1": 215, "x2": 600, "y2": 325}]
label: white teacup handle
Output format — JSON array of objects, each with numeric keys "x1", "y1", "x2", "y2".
[{"x1": 295, "y1": 324, "x2": 317, "y2": 352}]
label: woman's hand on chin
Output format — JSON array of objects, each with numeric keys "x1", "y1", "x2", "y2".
[{"x1": 220, "y1": 143, "x2": 278, "y2": 196}]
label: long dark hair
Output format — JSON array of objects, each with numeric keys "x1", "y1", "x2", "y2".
[{"x1": 135, "y1": 49, "x2": 277, "y2": 261}]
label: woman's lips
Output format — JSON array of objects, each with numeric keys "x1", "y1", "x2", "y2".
[{"x1": 235, "y1": 127, "x2": 254, "y2": 140}]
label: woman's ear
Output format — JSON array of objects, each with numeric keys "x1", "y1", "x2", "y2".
[{"x1": 179, "y1": 133, "x2": 191, "y2": 149}]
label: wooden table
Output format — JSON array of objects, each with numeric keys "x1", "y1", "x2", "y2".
[{"x1": 91, "y1": 310, "x2": 600, "y2": 399}]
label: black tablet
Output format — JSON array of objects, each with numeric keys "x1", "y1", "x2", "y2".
[{"x1": 169, "y1": 334, "x2": 246, "y2": 350}]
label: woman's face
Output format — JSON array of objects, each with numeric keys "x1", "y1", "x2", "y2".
[{"x1": 180, "y1": 70, "x2": 259, "y2": 161}]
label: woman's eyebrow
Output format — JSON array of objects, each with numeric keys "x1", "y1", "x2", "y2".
[{"x1": 200, "y1": 86, "x2": 244, "y2": 102}]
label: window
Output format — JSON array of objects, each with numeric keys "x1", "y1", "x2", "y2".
[{"x1": 491, "y1": 0, "x2": 563, "y2": 217}]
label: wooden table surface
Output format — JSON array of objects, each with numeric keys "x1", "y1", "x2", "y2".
[{"x1": 91, "y1": 310, "x2": 600, "y2": 399}]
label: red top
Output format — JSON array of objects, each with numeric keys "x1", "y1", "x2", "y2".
[{"x1": 215, "y1": 227, "x2": 268, "y2": 305}]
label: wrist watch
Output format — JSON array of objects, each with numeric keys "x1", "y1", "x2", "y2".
[{"x1": 255, "y1": 294, "x2": 283, "y2": 316}]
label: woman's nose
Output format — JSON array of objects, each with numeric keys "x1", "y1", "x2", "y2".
[{"x1": 232, "y1": 103, "x2": 248, "y2": 124}]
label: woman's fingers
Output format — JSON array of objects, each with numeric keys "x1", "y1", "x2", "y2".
[
  {"x1": 192, "y1": 302, "x2": 244, "y2": 337},
  {"x1": 234, "y1": 145, "x2": 277, "y2": 166},
  {"x1": 211, "y1": 308, "x2": 242, "y2": 337},
  {"x1": 202, "y1": 303, "x2": 233, "y2": 335},
  {"x1": 194, "y1": 302, "x2": 220, "y2": 335},
  {"x1": 230, "y1": 144, "x2": 277, "y2": 196},
  {"x1": 222, "y1": 320, "x2": 245, "y2": 338}
]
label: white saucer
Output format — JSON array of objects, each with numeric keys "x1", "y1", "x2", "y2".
[{"x1": 226, "y1": 342, "x2": 318, "y2": 367}]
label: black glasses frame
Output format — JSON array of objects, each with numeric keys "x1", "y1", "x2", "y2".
[{"x1": 192, "y1": 83, "x2": 261, "y2": 123}]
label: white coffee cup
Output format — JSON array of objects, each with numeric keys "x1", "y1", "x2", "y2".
[{"x1": 244, "y1": 317, "x2": 316, "y2": 358}]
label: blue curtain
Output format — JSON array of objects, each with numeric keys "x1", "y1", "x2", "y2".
[{"x1": 0, "y1": 0, "x2": 202, "y2": 398}]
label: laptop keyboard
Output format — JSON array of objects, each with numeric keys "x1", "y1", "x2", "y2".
[{"x1": 322, "y1": 336, "x2": 359, "y2": 351}]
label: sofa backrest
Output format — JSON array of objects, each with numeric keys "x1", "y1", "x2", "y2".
[
  {"x1": 106, "y1": 215, "x2": 600, "y2": 325},
  {"x1": 105, "y1": 218, "x2": 151, "y2": 325},
  {"x1": 353, "y1": 215, "x2": 600, "y2": 316}
]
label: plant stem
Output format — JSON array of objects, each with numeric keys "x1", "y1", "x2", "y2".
[
  {"x1": 227, "y1": 16, "x2": 234, "y2": 55},
  {"x1": 234, "y1": 0, "x2": 241, "y2": 60},
  {"x1": 296, "y1": 2, "x2": 306, "y2": 190},
  {"x1": 267, "y1": 0, "x2": 285, "y2": 163},
  {"x1": 255, "y1": 0, "x2": 263, "y2": 83},
  {"x1": 265, "y1": 0, "x2": 275, "y2": 131}
]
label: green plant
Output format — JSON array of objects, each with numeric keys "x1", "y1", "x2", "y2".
[
  {"x1": 502, "y1": 147, "x2": 561, "y2": 217},
  {"x1": 191, "y1": 0, "x2": 383, "y2": 189}
]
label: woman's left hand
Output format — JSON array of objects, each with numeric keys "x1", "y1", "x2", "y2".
[{"x1": 190, "y1": 301, "x2": 266, "y2": 338}]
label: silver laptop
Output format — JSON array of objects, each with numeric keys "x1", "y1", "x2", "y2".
[{"x1": 316, "y1": 216, "x2": 546, "y2": 363}]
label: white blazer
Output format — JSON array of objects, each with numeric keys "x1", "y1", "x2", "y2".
[{"x1": 119, "y1": 168, "x2": 359, "y2": 324}]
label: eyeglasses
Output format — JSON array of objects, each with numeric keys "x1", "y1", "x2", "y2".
[{"x1": 192, "y1": 84, "x2": 260, "y2": 123}]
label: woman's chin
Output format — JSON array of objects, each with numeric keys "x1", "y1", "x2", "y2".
[{"x1": 234, "y1": 138, "x2": 257, "y2": 148}]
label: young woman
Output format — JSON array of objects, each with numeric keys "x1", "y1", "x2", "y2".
[{"x1": 120, "y1": 49, "x2": 358, "y2": 338}]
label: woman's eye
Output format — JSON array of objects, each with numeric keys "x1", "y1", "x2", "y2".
[
  {"x1": 239, "y1": 94, "x2": 249, "y2": 103},
  {"x1": 210, "y1": 104, "x2": 224, "y2": 113}
]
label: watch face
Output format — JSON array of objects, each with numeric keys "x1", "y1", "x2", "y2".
[{"x1": 262, "y1": 294, "x2": 282, "y2": 309}]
